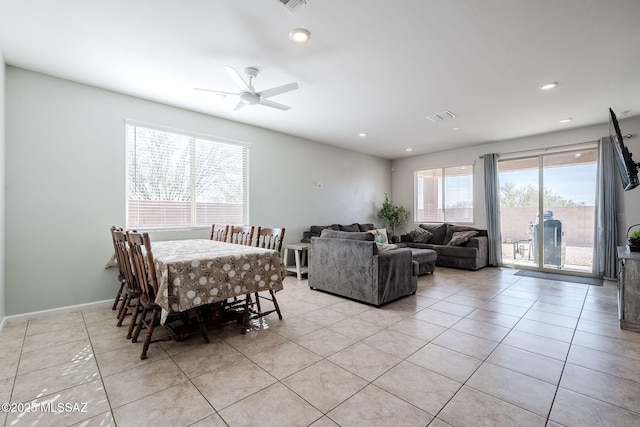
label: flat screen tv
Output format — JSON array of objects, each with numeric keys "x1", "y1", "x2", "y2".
[{"x1": 609, "y1": 108, "x2": 639, "y2": 191}]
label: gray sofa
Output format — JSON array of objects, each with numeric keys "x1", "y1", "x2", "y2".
[
  {"x1": 401, "y1": 223, "x2": 488, "y2": 271},
  {"x1": 308, "y1": 230, "x2": 418, "y2": 307}
]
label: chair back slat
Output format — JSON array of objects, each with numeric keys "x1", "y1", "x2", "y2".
[
  {"x1": 126, "y1": 231, "x2": 157, "y2": 301},
  {"x1": 228, "y1": 225, "x2": 255, "y2": 246},
  {"x1": 110, "y1": 226, "x2": 126, "y2": 281},
  {"x1": 210, "y1": 224, "x2": 229, "y2": 242},
  {"x1": 255, "y1": 227, "x2": 286, "y2": 252},
  {"x1": 113, "y1": 228, "x2": 139, "y2": 293}
]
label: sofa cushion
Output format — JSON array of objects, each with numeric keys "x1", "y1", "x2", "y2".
[
  {"x1": 419, "y1": 223, "x2": 447, "y2": 245},
  {"x1": 368, "y1": 228, "x2": 389, "y2": 244},
  {"x1": 339, "y1": 223, "x2": 361, "y2": 232},
  {"x1": 310, "y1": 224, "x2": 340, "y2": 238},
  {"x1": 444, "y1": 225, "x2": 481, "y2": 244},
  {"x1": 436, "y1": 244, "x2": 478, "y2": 258},
  {"x1": 358, "y1": 223, "x2": 376, "y2": 232},
  {"x1": 320, "y1": 229, "x2": 375, "y2": 241},
  {"x1": 408, "y1": 227, "x2": 432, "y2": 243},
  {"x1": 448, "y1": 230, "x2": 479, "y2": 246}
]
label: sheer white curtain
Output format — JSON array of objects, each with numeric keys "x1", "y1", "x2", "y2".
[
  {"x1": 594, "y1": 137, "x2": 618, "y2": 279},
  {"x1": 484, "y1": 153, "x2": 502, "y2": 266}
]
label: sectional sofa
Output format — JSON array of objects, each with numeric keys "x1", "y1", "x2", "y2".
[{"x1": 400, "y1": 223, "x2": 489, "y2": 271}]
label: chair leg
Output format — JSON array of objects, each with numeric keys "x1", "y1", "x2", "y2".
[
  {"x1": 194, "y1": 310, "x2": 210, "y2": 344},
  {"x1": 116, "y1": 293, "x2": 127, "y2": 318},
  {"x1": 253, "y1": 292, "x2": 261, "y2": 312},
  {"x1": 127, "y1": 301, "x2": 141, "y2": 340},
  {"x1": 141, "y1": 309, "x2": 159, "y2": 360},
  {"x1": 131, "y1": 306, "x2": 148, "y2": 343},
  {"x1": 270, "y1": 290, "x2": 283, "y2": 320},
  {"x1": 241, "y1": 297, "x2": 250, "y2": 334},
  {"x1": 116, "y1": 294, "x2": 130, "y2": 327},
  {"x1": 112, "y1": 282, "x2": 125, "y2": 310}
]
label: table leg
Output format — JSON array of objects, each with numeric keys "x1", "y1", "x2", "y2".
[
  {"x1": 283, "y1": 247, "x2": 290, "y2": 269},
  {"x1": 294, "y1": 249, "x2": 302, "y2": 280}
]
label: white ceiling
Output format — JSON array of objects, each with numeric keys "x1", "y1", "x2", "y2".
[{"x1": 1, "y1": 0, "x2": 639, "y2": 159}]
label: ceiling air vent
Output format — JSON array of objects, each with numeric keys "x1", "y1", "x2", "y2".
[
  {"x1": 426, "y1": 110, "x2": 457, "y2": 122},
  {"x1": 276, "y1": 0, "x2": 309, "y2": 12}
]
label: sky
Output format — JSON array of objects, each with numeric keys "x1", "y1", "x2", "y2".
[{"x1": 499, "y1": 164, "x2": 597, "y2": 206}]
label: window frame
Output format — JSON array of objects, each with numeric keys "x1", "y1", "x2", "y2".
[
  {"x1": 414, "y1": 163, "x2": 475, "y2": 224},
  {"x1": 125, "y1": 120, "x2": 250, "y2": 231}
]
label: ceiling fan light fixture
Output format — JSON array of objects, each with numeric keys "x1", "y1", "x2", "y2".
[{"x1": 290, "y1": 28, "x2": 310, "y2": 43}]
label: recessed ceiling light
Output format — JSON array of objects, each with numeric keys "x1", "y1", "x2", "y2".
[
  {"x1": 540, "y1": 82, "x2": 558, "y2": 90},
  {"x1": 559, "y1": 118, "x2": 573, "y2": 123},
  {"x1": 289, "y1": 28, "x2": 311, "y2": 43},
  {"x1": 405, "y1": 148, "x2": 413, "y2": 152},
  {"x1": 452, "y1": 127, "x2": 461, "y2": 131},
  {"x1": 358, "y1": 132, "x2": 368, "y2": 137}
]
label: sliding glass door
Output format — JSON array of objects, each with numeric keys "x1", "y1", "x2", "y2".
[{"x1": 498, "y1": 148, "x2": 598, "y2": 274}]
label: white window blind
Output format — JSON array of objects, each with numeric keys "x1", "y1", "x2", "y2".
[
  {"x1": 126, "y1": 122, "x2": 249, "y2": 230},
  {"x1": 415, "y1": 164, "x2": 474, "y2": 223}
]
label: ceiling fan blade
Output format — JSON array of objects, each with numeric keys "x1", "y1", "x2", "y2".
[
  {"x1": 193, "y1": 88, "x2": 239, "y2": 96},
  {"x1": 224, "y1": 65, "x2": 254, "y2": 93},
  {"x1": 234, "y1": 100, "x2": 246, "y2": 111},
  {"x1": 258, "y1": 99, "x2": 291, "y2": 111},
  {"x1": 258, "y1": 82, "x2": 299, "y2": 99}
]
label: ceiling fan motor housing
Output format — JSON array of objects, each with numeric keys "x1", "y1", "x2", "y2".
[{"x1": 240, "y1": 92, "x2": 260, "y2": 105}]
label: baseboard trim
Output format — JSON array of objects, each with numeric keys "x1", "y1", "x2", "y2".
[{"x1": 0, "y1": 299, "x2": 113, "y2": 334}]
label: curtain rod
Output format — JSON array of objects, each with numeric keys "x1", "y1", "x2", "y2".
[{"x1": 478, "y1": 140, "x2": 600, "y2": 159}]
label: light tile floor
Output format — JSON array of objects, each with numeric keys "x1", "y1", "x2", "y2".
[{"x1": 1, "y1": 267, "x2": 640, "y2": 426}]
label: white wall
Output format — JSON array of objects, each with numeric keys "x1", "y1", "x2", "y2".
[
  {"x1": 0, "y1": 56, "x2": 5, "y2": 321},
  {"x1": 391, "y1": 116, "x2": 640, "y2": 243},
  {"x1": 5, "y1": 66, "x2": 391, "y2": 316}
]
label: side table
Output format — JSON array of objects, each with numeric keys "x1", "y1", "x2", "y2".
[{"x1": 283, "y1": 242, "x2": 311, "y2": 280}]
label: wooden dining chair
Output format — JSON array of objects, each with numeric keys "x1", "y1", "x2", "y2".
[
  {"x1": 248, "y1": 226, "x2": 286, "y2": 320},
  {"x1": 255, "y1": 227, "x2": 286, "y2": 252},
  {"x1": 210, "y1": 224, "x2": 229, "y2": 242},
  {"x1": 113, "y1": 229, "x2": 142, "y2": 339},
  {"x1": 227, "y1": 225, "x2": 255, "y2": 246},
  {"x1": 109, "y1": 226, "x2": 127, "y2": 312},
  {"x1": 127, "y1": 231, "x2": 209, "y2": 359}
]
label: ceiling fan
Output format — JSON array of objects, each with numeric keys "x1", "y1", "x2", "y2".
[{"x1": 195, "y1": 66, "x2": 299, "y2": 111}]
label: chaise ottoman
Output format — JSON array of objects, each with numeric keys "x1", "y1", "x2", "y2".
[{"x1": 408, "y1": 248, "x2": 437, "y2": 275}]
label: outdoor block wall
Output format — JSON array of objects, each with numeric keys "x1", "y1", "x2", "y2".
[{"x1": 500, "y1": 206, "x2": 595, "y2": 246}]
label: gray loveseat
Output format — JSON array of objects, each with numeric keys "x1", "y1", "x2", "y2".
[
  {"x1": 401, "y1": 223, "x2": 489, "y2": 271},
  {"x1": 309, "y1": 230, "x2": 418, "y2": 307}
]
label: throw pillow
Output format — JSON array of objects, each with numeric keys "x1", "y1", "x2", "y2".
[
  {"x1": 368, "y1": 228, "x2": 389, "y2": 244},
  {"x1": 418, "y1": 223, "x2": 448, "y2": 245},
  {"x1": 444, "y1": 225, "x2": 480, "y2": 245},
  {"x1": 358, "y1": 223, "x2": 376, "y2": 232},
  {"x1": 447, "y1": 230, "x2": 479, "y2": 246},
  {"x1": 408, "y1": 227, "x2": 432, "y2": 243},
  {"x1": 339, "y1": 223, "x2": 361, "y2": 232},
  {"x1": 376, "y1": 243, "x2": 398, "y2": 251}
]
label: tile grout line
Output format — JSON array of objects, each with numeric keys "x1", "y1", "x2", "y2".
[{"x1": 544, "y1": 282, "x2": 590, "y2": 424}]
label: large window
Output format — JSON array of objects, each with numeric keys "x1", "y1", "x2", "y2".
[
  {"x1": 415, "y1": 164, "x2": 474, "y2": 223},
  {"x1": 126, "y1": 122, "x2": 249, "y2": 230}
]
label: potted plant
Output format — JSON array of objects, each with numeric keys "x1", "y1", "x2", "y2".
[
  {"x1": 377, "y1": 193, "x2": 409, "y2": 240},
  {"x1": 628, "y1": 226, "x2": 640, "y2": 252}
]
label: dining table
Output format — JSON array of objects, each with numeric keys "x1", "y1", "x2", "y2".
[{"x1": 150, "y1": 239, "x2": 286, "y2": 327}]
